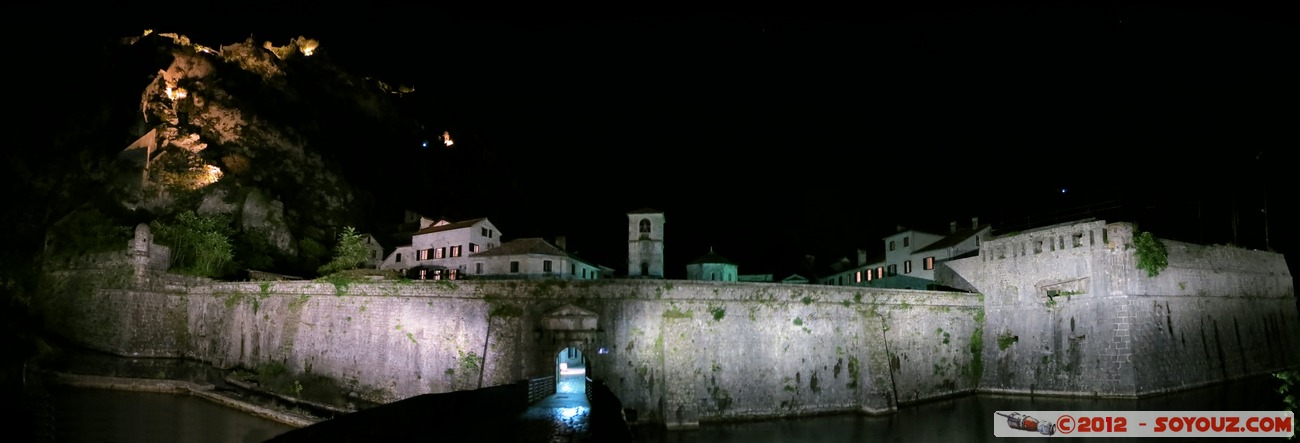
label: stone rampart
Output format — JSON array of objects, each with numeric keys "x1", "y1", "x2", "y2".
[
  {"x1": 942, "y1": 220, "x2": 1299, "y2": 397},
  {"x1": 37, "y1": 274, "x2": 982, "y2": 429}
]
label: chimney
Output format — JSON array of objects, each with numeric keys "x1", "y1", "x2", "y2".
[
  {"x1": 555, "y1": 235, "x2": 567, "y2": 251},
  {"x1": 971, "y1": 217, "x2": 979, "y2": 230},
  {"x1": 950, "y1": 221, "x2": 958, "y2": 233},
  {"x1": 857, "y1": 248, "x2": 867, "y2": 266},
  {"x1": 897, "y1": 225, "x2": 906, "y2": 232}
]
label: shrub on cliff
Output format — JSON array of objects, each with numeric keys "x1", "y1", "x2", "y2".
[
  {"x1": 151, "y1": 210, "x2": 234, "y2": 278},
  {"x1": 1133, "y1": 231, "x2": 1169, "y2": 277}
]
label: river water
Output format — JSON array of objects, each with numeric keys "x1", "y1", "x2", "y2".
[{"x1": 46, "y1": 372, "x2": 1289, "y2": 443}]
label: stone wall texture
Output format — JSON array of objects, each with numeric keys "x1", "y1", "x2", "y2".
[{"x1": 36, "y1": 219, "x2": 1298, "y2": 429}]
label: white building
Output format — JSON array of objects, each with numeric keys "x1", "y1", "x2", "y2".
[
  {"x1": 379, "y1": 217, "x2": 502, "y2": 279},
  {"x1": 627, "y1": 208, "x2": 665, "y2": 278},
  {"x1": 359, "y1": 233, "x2": 384, "y2": 269},
  {"x1": 468, "y1": 237, "x2": 601, "y2": 280},
  {"x1": 685, "y1": 248, "x2": 738, "y2": 282},
  {"x1": 821, "y1": 217, "x2": 991, "y2": 290}
]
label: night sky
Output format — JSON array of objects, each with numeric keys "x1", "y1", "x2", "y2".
[{"x1": 32, "y1": 5, "x2": 1299, "y2": 278}]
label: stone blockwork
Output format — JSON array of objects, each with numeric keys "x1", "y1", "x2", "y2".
[
  {"x1": 37, "y1": 271, "x2": 981, "y2": 430},
  {"x1": 35, "y1": 219, "x2": 1297, "y2": 429},
  {"x1": 942, "y1": 220, "x2": 1299, "y2": 398}
]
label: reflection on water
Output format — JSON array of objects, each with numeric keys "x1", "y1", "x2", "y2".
[
  {"x1": 48, "y1": 384, "x2": 295, "y2": 443},
  {"x1": 45, "y1": 371, "x2": 1289, "y2": 443},
  {"x1": 631, "y1": 374, "x2": 1291, "y2": 443}
]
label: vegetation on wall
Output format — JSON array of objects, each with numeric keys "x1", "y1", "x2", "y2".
[
  {"x1": 151, "y1": 210, "x2": 234, "y2": 277},
  {"x1": 1133, "y1": 231, "x2": 1169, "y2": 277},
  {"x1": 317, "y1": 226, "x2": 367, "y2": 275}
]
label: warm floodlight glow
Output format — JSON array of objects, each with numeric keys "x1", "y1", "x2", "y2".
[
  {"x1": 298, "y1": 38, "x2": 319, "y2": 56},
  {"x1": 199, "y1": 165, "x2": 223, "y2": 186},
  {"x1": 441, "y1": 131, "x2": 454, "y2": 147}
]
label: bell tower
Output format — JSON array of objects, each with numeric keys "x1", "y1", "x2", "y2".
[{"x1": 627, "y1": 208, "x2": 664, "y2": 278}]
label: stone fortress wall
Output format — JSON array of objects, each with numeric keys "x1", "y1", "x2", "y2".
[{"x1": 36, "y1": 220, "x2": 1299, "y2": 429}]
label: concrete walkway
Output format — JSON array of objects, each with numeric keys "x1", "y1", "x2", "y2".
[{"x1": 516, "y1": 371, "x2": 592, "y2": 443}]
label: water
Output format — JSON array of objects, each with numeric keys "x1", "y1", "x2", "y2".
[
  {"x1": 47, "y1": 384, "x2": 295, "y2": 443},
  {"x1": 629, "y1": 375, "x2": 1292, "y2": 443},
  {"x1": 45, "y1": 373, "x2": 1289, "y2": 443}
]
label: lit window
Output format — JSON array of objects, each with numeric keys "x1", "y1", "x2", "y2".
[
  {"x1": 475, "y1": 263, "x2": 483, "y2": 274},
  {"x1": 544, "y1": 260, "x2": 552, "y2": 273},
  {"x1": 470, "y1": 243, "x2": 479, "y2": 253},
  {"x1": 510, "y1": 261, "x2": 519, "y2": 273},
  {"x1": 855, "y1": 271, "x2": 862, "y2": 283},
  {"x1": 417, "y1": 269, "x2": 426, "y2": 279},
  {"x1": 436, "y1": 248, "x2": 445, "y2": 259},
  {"x1": 450, "y1": 245, "x2": 461, "y2": 257},
  {"x1": 866, "y1": 270, "x2": 874, "y2": 281},
  {"x1": 449, "y1": 269, "x2": 458, "y2": 280},
  {"x1": 875, "y1": 267, "x2": 883, "y2": 279},
  {"x1": 924, "y1": 257, "x2": 935, "y2": 270},
  {"x1": 418, "y1": 249, "x2": 429, "y2": 260},
  {"x1": 904, "y1": 260, "x2": 912, "y2": 274}
]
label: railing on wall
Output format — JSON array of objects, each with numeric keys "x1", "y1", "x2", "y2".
[
  {"x1": 982, "y1": 221, "x2": 1109, "y2": 262},
  {"x1": 526, "y1": 375, "x2": 555, "y2": 404}
]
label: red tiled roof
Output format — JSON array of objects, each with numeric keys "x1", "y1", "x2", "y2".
[
  {"x1": 470, "y1": 238, "x2": 567, "y2": 258},
  {"x1": 412, "y1": 217, "x2": 488, "y2": 236}
]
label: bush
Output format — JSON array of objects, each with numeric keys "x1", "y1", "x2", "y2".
[
  {"x1": 1133, "y1": 231, "x2": 1168, "y2": 277},
  {"x1": 318, "y1": 226, "x2": 367, "y2": 275},
  {"x1": 151, "y1": 211, "x2": 234, "y2": 278}
]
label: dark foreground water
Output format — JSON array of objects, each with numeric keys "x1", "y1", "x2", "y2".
[{"x1": 47, "y1": 373, "x2": 1290, "y2": 443}]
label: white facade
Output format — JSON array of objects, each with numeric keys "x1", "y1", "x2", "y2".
[
  {"x1": 821, "y1": 218, "x2": 991, "y2": 289},
  {"x1": 627, "y1": 208, "x2": 665, "y2": 278},
  {"x1": 467, "y1": 238, "x2": 601, "y2": 280},
  {"x1": 378, "y1": 217, "x2": 502, "y2": 277},
  {"x1": 360, "y1": 233, "x2": 384, "y2": 268}
]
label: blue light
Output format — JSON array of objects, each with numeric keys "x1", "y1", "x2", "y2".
[
  {"x1": 421, "y1": 140, "x2": 429, "y2": 148},
  {"x1": 1061, "y1": 188, "x2": 1067, "y2": 194}
]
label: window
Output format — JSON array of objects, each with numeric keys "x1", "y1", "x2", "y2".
[
  {"x1": 855, "y1": 271, "x2": 862, "y2": 283},
  {"x1": 488, "y1": 229, "x2": 494, "y2": 238},
  {"x1": 887, "y1": 264, "x2": 897, "y2": 276},
  {"x1": 866, "y1": 270, "x2": 874, "y2": 281},
  {"x1": 475, "y1": 263, "x2": 483, "y2": 274},
  {"x1": 876, "y1": 267, "x2": 883, "y2": 279},
  {"x1": 641, "y1": 262, "x2": 649, "y2": 276},
  {"x1": 903, "y1": 237, "x2": 910, "y2": 247},
  {"x1": 838, "y1": 276, "x2": 844, "y2": 285},
  {"x1": 481, "y1": 227, "x2": 488, "y2": 236},
  {"x1": 450, "y1": 245, "x2": 462, "y2": 257},
  {"x1": 570, "y1": 264, "x2": 575, "y2": 274},
  {"x1": 639, "y1": 219, "x2": 651, "y2": 233},
  {"x1": 470, "y1": 243, "x2": 479, "y2": 253},
  {"x1": 904, "y1": 260, "x2": 912, "y2": 274},
  {"x1": 924, "y1": 257, "x2": 935, "y2": 270},
  {"x1": 396, "y1": 253, "x2": 403, "y2": 263},
  {"x1": 435, "y1": 247, "x2": 445, "y2": 259},
  {"x1": 510, "y1": 261, "x2": 519, "y2": 273},
  {"x1": 419, "y1": 249, "x2": 429, "y2": 260},
  {"x1": 711, "y1": 273, "x2": 717, "y2": 281},
  {"x1": 372, "y1": 250, "x2": 378, "y2": 259},
  {"x1": 889, "y1": 240, "x2": 896, "y2": 251},
  {"x1": 544, "y1": 260, "x2": 552, "y2": 273},
  {"x1": 417, "y1": 268, "x2": 425, "y2": 279},
  {"x1": 582, "y1": 268, "x2": 587, "y2": 278},
  {"x1": 448, "y1": 269, "x2": 457, "y2": 280}
]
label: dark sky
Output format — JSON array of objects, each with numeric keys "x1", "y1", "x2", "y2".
[{"x1": 45, "y1": 5, "x2": 1300, "y2": 277}]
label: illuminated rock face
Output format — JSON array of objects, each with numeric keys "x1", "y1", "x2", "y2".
[{"x1": 627, "y1": 209, "x2": 665, "y2": 278}]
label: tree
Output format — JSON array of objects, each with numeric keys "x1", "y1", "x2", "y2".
[
  {"x1": 318, "y1": 226, "x2": 367, "y2": 275},
  {"x1": 151, "y1": 211, "x2": 234, "y2": 278}
]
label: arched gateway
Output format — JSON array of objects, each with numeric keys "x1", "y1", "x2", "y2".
[{"x1": 536, "y1": 304, "x2": 603, "y2": 392}]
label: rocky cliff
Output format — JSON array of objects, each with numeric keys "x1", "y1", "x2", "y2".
[{"x1": 18, "y1": 29, "x2": 431, "y2": 281}]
